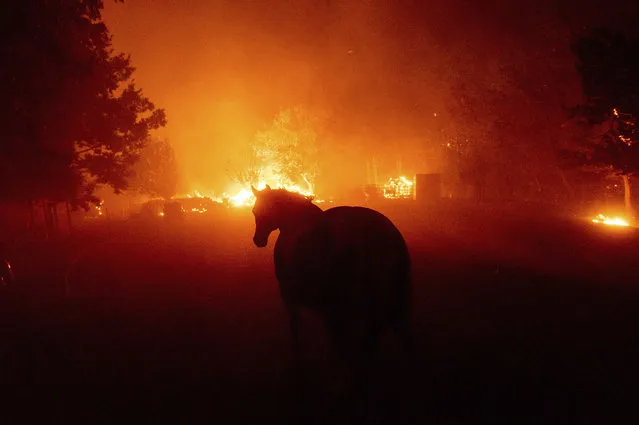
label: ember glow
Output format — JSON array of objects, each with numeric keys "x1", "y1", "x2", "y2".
[
  {"x1": 227, "y1": 188, "x2": 255, "y2": 207},
  {"x1": 591, "y1": 214, "x2": 630, "y2": 227},
  {"x1": 226, "y1": 181, "x2": 316, "y2": 207},
  {"x1": 176, "y1": 180, "x2": 316, "y2": 209},
  {"x1": 383, "y1": 176, "x2": 415, "y2": 200}
]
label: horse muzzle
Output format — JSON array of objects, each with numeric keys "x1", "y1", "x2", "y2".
[{"x1": 253, "y1": 235, "x2": 268, "y2": 248}]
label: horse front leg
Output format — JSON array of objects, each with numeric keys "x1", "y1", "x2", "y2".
[
  {"x1": 286, "y1": 304, "x2": 305, "y2": 395},
  {"x1": 289, "y1": 306, "x2": 301, "y2": 369}
]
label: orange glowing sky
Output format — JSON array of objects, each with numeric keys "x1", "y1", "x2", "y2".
[
  {"x1": 102, "y1": 0, "x2": 457, "y2": 195},
  {"x1": 101, "y1": 0, "x2": 638, "y2": 197},
  {"x1": 102, "y1": 1, "x2": 291, "y2": 192}
]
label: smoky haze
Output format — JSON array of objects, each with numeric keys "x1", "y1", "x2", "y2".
[
  {"x1": 102, "y1": 0, "x2": 638, "y2": 198},
  {"x1": 4, "y1": 3, "x2": 639, "y2": 423}
]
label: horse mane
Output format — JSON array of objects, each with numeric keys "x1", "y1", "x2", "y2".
[{"x1": 270, "y1": 188, "x2": 315, "y2": 205}]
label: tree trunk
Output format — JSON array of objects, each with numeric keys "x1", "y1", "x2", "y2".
[
  {"x1": 372, "y1": 156, "x2": 379, "y2": 186},
  {"x1": 622, "y1": 174, "x2": 634, "y2": 221},
  {"x1": 43, "y1": 201, "x2": 50, "y2": 241},
  {"x1": 534, "y1": 175, "x2": 542, "y2": 193},
  {"x1": 557, "y1": 169, "x2": 574, "y2": 195},
  {"x1": 27, "y1": 199, "x2": 35, "y2": 231},
  {"x1": 53, "y1": 203, "x2": 59, "y2": 232},
  {"x1": 66, "y1": 202, "x2": 73, "y2": 233}
]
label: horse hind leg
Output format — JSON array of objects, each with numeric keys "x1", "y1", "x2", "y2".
[
  {"x1": 323, "y1": 313, "x2": 357, "y2": 395},
  {"x1": 358, "y1": 319, "x2": 382, "y2": 386},
  {"x1": 393, "y1": 312, "x2": 416, "y2": 355},
  {"x1": 348, "y1": 318, "x2": 383, "y2": 419},
  {"x1": 360, "y1": 315, "x2": 382, "y2": 362},
  {"x1": 289, "y1": 307, "x2": 301, "y2": 364},
  {"x1": 327, "y1": 313, "x2": 380, "y2": 393},
  {"x1": 391, "y1": 273, "x2": 416, "y2": 355}
]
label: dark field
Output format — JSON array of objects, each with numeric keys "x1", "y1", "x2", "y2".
[{"x1": 2, "y1": 202, "x2": 638, "y2": 425}]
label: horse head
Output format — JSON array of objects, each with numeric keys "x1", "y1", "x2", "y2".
[
  {"x1": 251, "y1": 185, "x2": 277, "y2": 247},
  {"x1": 251, "y1": 185, "x2": 318, "y2": 248}
]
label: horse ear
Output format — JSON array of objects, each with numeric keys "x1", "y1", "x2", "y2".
[
  {"x1": 265, "y1": 184, "x2": 272, "y2": 191},
  {"x1": 251, "y1": 185, "x2": 259, "y2": 196}
]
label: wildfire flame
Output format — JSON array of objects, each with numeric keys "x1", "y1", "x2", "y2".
[
  {"x1": 176, "y1": 181, "x2": 316, "y2": 209},
  {"x1": 225, "y1": 188, "x2": 252, "y2": 207},
  {"x1": 226, "y1": 181, "x2": 316, "y2": 207},
  {"x1": 591, "y1": 213, "x2": 630, "y2": 227},
  {"x1": 383, "y1": 176, "x2": 414, "y2": 199},
  {"x1": 175, "y1": 141, "x2": 326, "y2": 209}
]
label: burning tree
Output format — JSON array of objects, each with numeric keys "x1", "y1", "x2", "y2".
[
  {"x1": 217, "y1": 106, "x2": 326, "y2": 207},
  {"x1": 0, "y1": 0, "x2": 166, "y2": 224},
  {"x1": 565, "y1": 28, "x2": 639, "y2": 220},
  {"x1": 250, "y1": 106, "x2": 324, "y2": 193},
  {"x1": 226, "y1": 148, "x2": 262, "y2": 188}
]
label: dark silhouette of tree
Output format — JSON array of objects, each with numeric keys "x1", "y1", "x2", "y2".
[
  {"x1": 0, "y1": 0, "x2": 166, "y2": 213},
  {"x1": 566, "y1": 28, "x2": 639, "y2": 218},
  {"x1": 129, "y1": 138, "x2": 179, "y2": 200},
  {"x1": 444, "y1": 32, "x2": 578, "y2": 205},
  {"x1": 445, "y1": 75, "x2": 502, "y2": 202}
]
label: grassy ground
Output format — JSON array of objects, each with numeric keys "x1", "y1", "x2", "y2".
[{"x1": 1, "y1": 201, "x2": 638, "y2": 425}]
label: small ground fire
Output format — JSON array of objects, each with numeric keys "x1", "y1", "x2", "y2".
[{"x1": 591, "y1": 214, "x2": 630, "y2": 227}]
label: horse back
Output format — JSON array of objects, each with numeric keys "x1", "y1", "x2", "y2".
[
  {"x1": 322, "y1": 206, "x2": 409, "y2": 261},
  {"x1": 275, "y1": 205, "x2": 410, "y2": 317},
  {"x1": 320, "y1": 206, "x2": 410, "y2": 314}
]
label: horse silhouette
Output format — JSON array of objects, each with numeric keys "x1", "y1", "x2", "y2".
[{"x1": 251, "y1": 185, "x2": 413, "y2": 392}]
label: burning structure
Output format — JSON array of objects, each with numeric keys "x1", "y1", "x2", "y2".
[{"x1": 383, "y1": 176, "x2": 415, "y2": 199}]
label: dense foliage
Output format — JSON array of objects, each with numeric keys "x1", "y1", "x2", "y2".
[
  {"x1": 0, "y1": 0, "x2": 166, "y2": 208},
  {"x1": 567, "y1": 28, "x2": 639, "y2": 176}
]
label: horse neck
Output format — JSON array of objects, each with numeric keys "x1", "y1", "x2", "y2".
[{"x1": 278, "y1": 202, "x2": 323, "y2": 237}]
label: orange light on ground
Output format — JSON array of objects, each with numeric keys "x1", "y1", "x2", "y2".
[{"x1": 591, "y1": 214, "x2": 630, "y2": 227}]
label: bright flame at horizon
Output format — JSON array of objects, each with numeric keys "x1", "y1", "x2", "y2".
[
  {"x1": 591, "y1": 213, "x2": 630, "y2": 227},
  {"x1": 176, "y1": 180, "x2": 317, "y2": 208}
]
